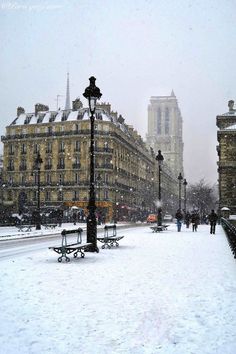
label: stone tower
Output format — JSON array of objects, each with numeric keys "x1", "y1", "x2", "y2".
[
  {"x1": 216, "y1": 100, "x2": 236, "y2": 214},
  {"x1": 146, "y1": 90, "x2": 184, "y2": 176}
]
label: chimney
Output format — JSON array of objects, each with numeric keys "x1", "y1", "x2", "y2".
[
  {"x1": 97, "y1": 102, "x2": 111, "y2": 114},
  {"x1": 118, "y1": 114, "x2": 125, "y2": 124},
  {"x1": 110, "y1": 111, "x2": 118, "y2": 120},
  {"x1": 228, "y1": 100, "x2": 235, "y2": 112},
  {"x1": 17, "y1": 107, "x2": 25, "y2": 117},
  {"x1": 72, "y1": 98, "x2": 83, "y2": 111},
  {"x1": 35, "y1": 103, "x2": 49, "y2": 115}
]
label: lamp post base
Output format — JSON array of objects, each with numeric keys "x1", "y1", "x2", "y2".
[
  {"x1": 158, "y1": 207, "x2": 162, "y2": 227},
  {"x1": 86, "y1": 208, "x2": 99, "y2": 252}
]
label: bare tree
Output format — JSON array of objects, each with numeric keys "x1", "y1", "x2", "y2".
[{"x1": 187, "y1": 179, "x2": 218, "y2": 221}]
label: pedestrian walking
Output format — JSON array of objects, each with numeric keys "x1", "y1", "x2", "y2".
[
  {"x1": 208, "y1": 209, "x2": 218, "y2": 234},
  {"x1": 191, "y1": 211, "x2": 200, "y2": 232},
  {"x1": 175, "y1": 209, "x2": 183, "y2": 232},
  {"x1": 72, "y1": 212, "x2": 77, "y2": 225},
  {"x1": 185, "y1": 211, "x2": 191, "y2": 228}
]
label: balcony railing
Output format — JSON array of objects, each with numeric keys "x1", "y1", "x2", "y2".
[
  {"x1": 72, "y1": 163, "x2": 81, "y2": 169},
  {"x1": 1, "y1": 129, "x2": 114, "y2": 141},
  {"x1": 94, "y1": 147, "x2": 113, "y2": 154},
  {"x1": 44, "y1": 165, "x2": 52, "y2": 170},
  {"x1": 95, "y1": 164, "x2": 113, "y2": 170}
]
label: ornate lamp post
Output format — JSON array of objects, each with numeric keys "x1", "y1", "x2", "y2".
[
  {"x1": 83, "y1": 76, "x2": 102, "y2": 252},
  {"x1": 156, "y1": 150, "x2": 164, "y2": 226},
  {"x1": 178, "y1": 172, "x2": 183, "y2": 210},
  {"x1": 96, "y1": 174, "x2": 102, "y2": 201},
  {"x1": 114, "y1": 189, "x2": 118, "y2": 223},
  {"x1": 35, "y1": 151, "x2": 43, "y2": 230},
  {"x1": 183, "y1": 178, "x2": 188, "y2": 212}
]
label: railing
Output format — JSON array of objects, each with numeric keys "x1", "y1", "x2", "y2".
[
  {"x1": 44, "y1": 165, "x2": 52, "y2": 170},
  {"x1": 72, "y1": 163, "x2": 81, "y2": 169},
  {"x1": 221, "y1": 217, "x2": 236, "y2": 258},
  {"x1": 94, "y1": 147, "x2": 113, "y2": 154},
  {"x1": 95, "y1": 164, "x2": 113, "y2": 170},
  {"x1": 1, "y1": 129, "x2": 113, "y2": 141}
]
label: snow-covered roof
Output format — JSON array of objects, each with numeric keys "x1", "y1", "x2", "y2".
[
  {"x1": 222, "y1": 111, "x2": 236, "y2": 116},
  {"x1": 224, "y1": 123, "x2": 236, "y2": 131},
  {"x1": 10, "y1": 107, "x2": 128, "y2": 130},
  {"x1": 9, "y1": 107, "x2": 149, "y2": 154}
]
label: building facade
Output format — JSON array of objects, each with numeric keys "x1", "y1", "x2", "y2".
[
  {"x1": 146, "y1": 91, "x2": 184, "y2": 177},
  {"x1": 217, "y1": 100, "x2": 236, "y2": 215},
  {"x1": 1, "y1": 100, "x2": 180, "y2": 222}
]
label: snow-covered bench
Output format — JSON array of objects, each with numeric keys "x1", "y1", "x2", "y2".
[
  {"x1": 43, "y1": 223, "x2": 57, "y2": 230},
  {"x1": 150, "y1": 224, "x2": 169, "y2": 232},
  {"x1": 49, "y1": 228, "x2": 92, "y2": 262},
  {"x1": 16, "y1": 224, "x2": 33, "y2": 232},
  {"x1": 97, "y1": 224, "x2": 124, "y2": 249}
]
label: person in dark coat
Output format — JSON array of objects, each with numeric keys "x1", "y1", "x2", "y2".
[
  {"x1": 208, "y1": 209, "x2": 218, "y2": 234},
  {"x1": 191, "y1": 211, "x2": 200, "y2": 232},
  {"x1": 185, "y1": 211, "x2": 191, "y2": 228},
  {"x1": 72, "y1": 212, "x2": 77, "y2": 225},
  {"x1": 175, "y1": 209, "x2": 183, "y2": 232}
]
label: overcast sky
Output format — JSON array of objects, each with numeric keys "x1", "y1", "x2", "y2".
[{"x1": 0, "y1": 0, "x2": 235, "y2": 185}]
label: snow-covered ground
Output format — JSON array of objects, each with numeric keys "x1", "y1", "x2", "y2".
[{"x1": 0, "y1": 223, "x2": 235, "y2": 354}]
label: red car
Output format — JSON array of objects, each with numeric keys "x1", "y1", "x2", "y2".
[{"x1": 147, "y1": 214, "x2": 157, "y2": 223}]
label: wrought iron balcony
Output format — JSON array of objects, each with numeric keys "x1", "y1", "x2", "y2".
[
  {"x1": 72, "y1": 163, "x2": 81, "y2": 169},
  {"x1": 44, "y1": 165, "x2": 52, "y2": 170}
]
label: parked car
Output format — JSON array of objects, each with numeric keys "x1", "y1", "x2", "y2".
[
  {"x1": 163, "y1": 214, "x2": 173, "y2": 222},
  {"x1": 147, "y1": 214, "x2": 157, "y2": 223}
]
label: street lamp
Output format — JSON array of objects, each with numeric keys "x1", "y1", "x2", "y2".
[
  {"x1": 35, "y1": 151, "x2": 43, "y2": 230},
  {"x1": 178, "y1": 172, "x2": 183, "y2": 210},
  {"x1": 183, "y1": 178, "x2": 188, "y2": 212},
  {"x1": 96, "y1": 174, "x2": 102, "y2": 201},
  {"x1": 83, "y1": 76, "x2": 102, "y2": 252},
  {"x1": 156, "y1": 150, "x2": 164, "y2": 226},
  {"x1": 114, "y1": 188, "x2": 118, "y2": 223}
]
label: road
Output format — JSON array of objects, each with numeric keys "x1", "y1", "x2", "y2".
[{"x1": 0, "y1": 223, "x2": 141, "y2": 260}]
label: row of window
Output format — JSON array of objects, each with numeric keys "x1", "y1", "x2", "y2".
[
  {"x1": 8, "y1": 155, "x2": 116, "y2": 171},
  {"x1": 5, "y1": 172, "x2": 110, "y2": 185},
  {"x1": 5, "y1": 190, "x2": 109, "y2": 202},
  {"x1": 8, "y1": 141, "x2": 111, "y2": 155}
]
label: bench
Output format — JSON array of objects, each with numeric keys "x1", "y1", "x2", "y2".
[
  {"x1": 43, "y1": 224, "x2": 57, "y2": 230},
  {"x1": 150, "y1": 224, "x2": 170, "y2": 233},
  {"x1": 16, "y1": 224, "x2": 33, "y2": 232},
  {"x1": 49, "y1": 228, "x2": 92, "y2": 262},
  {"x1": 97, "y1": 224, "x2": 124, "y2": 249}
]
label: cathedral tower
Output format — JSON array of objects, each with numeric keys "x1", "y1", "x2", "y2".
[{"x1": 146, "y1": 91, "x2": 184, "y2": 176}]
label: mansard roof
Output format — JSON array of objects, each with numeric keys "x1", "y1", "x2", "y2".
[
  {"x1": 9, "y1": 106, "x2": 148, "y2": 152},
  {"x1": 11, "y1": 107, "x2": 113, "y2": 126}
]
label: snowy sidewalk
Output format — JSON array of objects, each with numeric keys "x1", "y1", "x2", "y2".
[{"x1": 0, "y1": 223, "x2": 235, "y2": 354}]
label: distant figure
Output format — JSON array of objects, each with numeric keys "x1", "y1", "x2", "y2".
[
  {"x1": 185, "y1": 211, "x2": 191, "y2": 228},
  {"x1": 208, "y1": 209, "x2": 218, "y2": 235},
  {"x1": 72, "y1": 212, "x2": 77, "y2": 225},
  {"x1": 175, "y1": 209, "x2": 183, "y2": 232},
  {"x1": 58, "y1": 210, "x2": 63, "y2": 227},
  {"x1": 191, "y1": 211, "x2": 200, "y2": 232}
]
